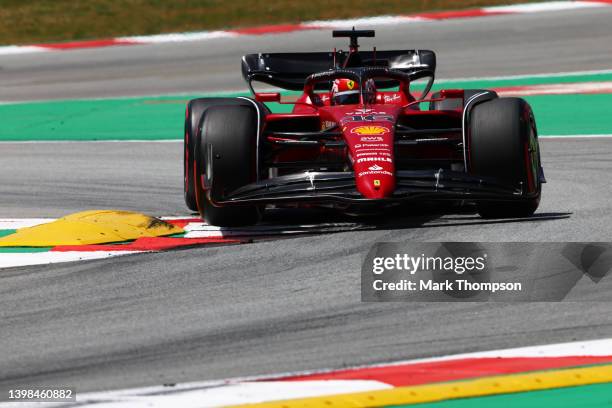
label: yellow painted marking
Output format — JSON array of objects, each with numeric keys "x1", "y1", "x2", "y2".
[
  {"x1": 0, "y1": 210, "x2": 183, "y2": 247},
  {"x1": 226, "y1": 364, "x2": 612, "y2": 408}
]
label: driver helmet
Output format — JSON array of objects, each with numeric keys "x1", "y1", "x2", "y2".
[{"x1": 331, "y1": 78, "x2": 360, "y2": 105}]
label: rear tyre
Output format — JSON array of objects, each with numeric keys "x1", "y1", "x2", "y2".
[
  {"x1": 194, "y1": 105, "x2": 261, "y2": 227},
  {"x1": 429, "y1": 89, "x2": 497, "y2": 111},
  {"x1": 469, "y1": 98, "x2": 542, "y2": 218}
]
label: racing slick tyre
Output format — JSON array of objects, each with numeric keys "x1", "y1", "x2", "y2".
[
  {"x1": 194, "y1": 105, "x2": 261, "y2": 227},
  {"x1": 469, "y1": 97, "x2": 542, "y2": 218},
  {"x1": 184, "y1": 98, "x2": 255, "y2": 212},
  {"x1": 429, "y1": 89, "x2": 497, "y2": 111}
]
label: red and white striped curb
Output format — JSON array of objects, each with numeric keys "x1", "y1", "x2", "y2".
[
  {"x1": 1, "y1": 1, "x2": 611, "y2": 55},
  {"x1": 47, "y1": 338, "x2": 612, "y2": 407},
  {"x1": 0, "y1": 217, "x2": 363, "y2": 269}
]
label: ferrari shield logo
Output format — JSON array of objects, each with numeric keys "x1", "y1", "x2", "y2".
[{"x1": 351, "y1": 125, "x2": 390, "y2": 135}]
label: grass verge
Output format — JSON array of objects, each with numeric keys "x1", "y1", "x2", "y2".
[{"x1": 0, "y1": 0, "x2": 543, "y2": 45}]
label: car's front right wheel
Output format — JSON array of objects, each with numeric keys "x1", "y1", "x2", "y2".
[{"x1": 194, "y1": 105, "x2": 261, "y2": 227}]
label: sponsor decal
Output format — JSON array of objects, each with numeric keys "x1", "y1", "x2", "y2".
[
  {"x1": 356, "y1": 143, "x2": 389, "y2": 148},
  {"x1": 355, "y1": 143, "x2": 392, "y2": 150},
  {"x1": 356, "y1": 157, "x2": 392, "y2": 164},
  {"x1": 384, "y1": 94, "x2": 401, "y2": 103},
  {"x1": 357, "y1": 150, "x2": 392, "y2": 155},
  {"x1": 321, "y1": 120, "x2": 337, "y2": 130},
  {"x1": 348, "y1": 108, "x2": 388, "y2": 115},
  {"x1": 349, "y1": 108, "x2": 373, "y2": 114},
  {"x1": 356, "y1": 150, "x2": 392, "y2": 154},
  {"x1": 356, "y1": 151, "x2": 392, "y2": 157},
  {"x1": 358, "y1": 170, "x2": 393, "y2": 177},
  {"x1": 352, "y1": 126, "x2": 390, "y2": 136},
  {"x1": 368, "y1": 164, "x2": 384, "y2": 171},
  {"x1": 342, "y1": 114, "x2": 394, "y2": 123},
  {"x1": 358, "y1": 151, "x2": 392, "y2": 156},
  {"x1": 360, "y1": 136, "x2": 384, "y2": 142}
]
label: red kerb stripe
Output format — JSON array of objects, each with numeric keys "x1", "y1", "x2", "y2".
[
  {"x1": 37, "y1": 39, "x2": 137, "y2": 50},
  {"x1": 277, "y1": 356, "x2": 612, "y2": 387},
  {"x1": 51, "y1": 236, "x2": 241, "y2": 252},
  {"x1": 413, "y1": 9, "x2": 509, "y2": 20}
]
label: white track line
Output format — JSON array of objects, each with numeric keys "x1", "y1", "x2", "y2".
[
  {"x1": 303, "y1": 16, "x2": 427, "y2": 28},
  {"x1": 0, "y1": 45, "x2": 48, "y2": 55},
  {"x1": 484, "y1": 1, "x2": 606, "y2": 12},
  {"x1": 117, "y1": 31, "x2": 238, "y2": 44},
  {"x1": 435, "y1": 68, "x2": 612, "y2": 84},
  {"x1": 0, "y1": 251, "x2": 143, "y2": 269},
  {"x1": 0, "y1": 218, "x2": 54, "y2": 229},
  {"x1": 540, "y1": 134, "x2": 612, "y2": 138}
]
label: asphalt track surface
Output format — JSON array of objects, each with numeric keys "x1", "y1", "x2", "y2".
[{"x1": 1, "y1": 7, "x2": 612, "y2": 395}]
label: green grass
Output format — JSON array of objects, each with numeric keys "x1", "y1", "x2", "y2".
[{"x1": 0, "y1": 0, "x2": 543, "y2": 46}]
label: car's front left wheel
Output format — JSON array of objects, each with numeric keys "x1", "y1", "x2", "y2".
[{"x1": 468, "y1": 97, "x2": 542, "y2": 218}]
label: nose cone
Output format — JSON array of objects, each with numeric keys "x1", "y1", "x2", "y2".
[
  {"x1": 326, "y1": 105, "x2": 400, "y2": 200},
  {"x1": 357, "y1": 173, "x2": 396, "y2": 199},
  {"x1": 345, "y1": 123, "x2": 396, "y2": 199}
]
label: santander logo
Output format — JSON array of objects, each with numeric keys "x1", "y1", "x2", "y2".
[{"x1": 368, "y1": 164, "x2": 384, "y2": 171}]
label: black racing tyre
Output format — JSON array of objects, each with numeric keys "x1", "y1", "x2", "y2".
[
  {"x1": 469, "y1": 97, "x2": 542, "y2": 218},
  {"x1": 194, "y1": 105, "x2": 261, "y2": 227},
  {"x1": 429, "y1": 89, "x2": 497, "y2": 111},
  {"x1": 184, "y1": 99, "x2": 205, "y2": 211},
  {"x1": 184, "y1": 98, "x2": 255, "y2": 212}
]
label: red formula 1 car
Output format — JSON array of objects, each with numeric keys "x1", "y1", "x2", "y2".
[{"x1": 184, "y1": 29, "x2": 545, "y2": 226}]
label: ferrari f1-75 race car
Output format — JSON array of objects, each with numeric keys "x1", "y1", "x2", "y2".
[{"x1": 183, "y1": 29, "x2": 545, "y2": 226}]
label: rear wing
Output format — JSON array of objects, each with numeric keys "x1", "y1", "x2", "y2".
[{"x1": 241, "y1": 50, "x2": 436, "y2": 91}]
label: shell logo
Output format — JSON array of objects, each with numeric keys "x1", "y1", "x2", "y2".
[{"x1": 351, "y1": 126, "x2": 390, "y2": 135}]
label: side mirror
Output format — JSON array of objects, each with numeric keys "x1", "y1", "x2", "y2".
[
  {"x1": 255, "y1": 92, "x2": 281, "y2": 103},
  {"x1": 439, "y1": 89, "x2": 465, "y2": 99}
]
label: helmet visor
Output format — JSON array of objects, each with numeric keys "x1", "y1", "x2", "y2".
[{"x1": 333, "y1": 90, "x2": 360, "y2": 105}]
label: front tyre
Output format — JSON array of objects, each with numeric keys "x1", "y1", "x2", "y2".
[
  {"x1": 194, "y1": 105, "x2": 261, "y2": 227},
  {"x1": 184, "y1": 98, "x2": 259, "y2": 212},
  {"x1": 469, "y1": 98, "x2": 542, "y2": 218},
  {"x1": 184, "y1": 100, "x2": 203, "y2": 212}
]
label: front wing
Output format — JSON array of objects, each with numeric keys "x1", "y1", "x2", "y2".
[{"x1": 205, "y1": 169, "x2": 536, "y2": 208}]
